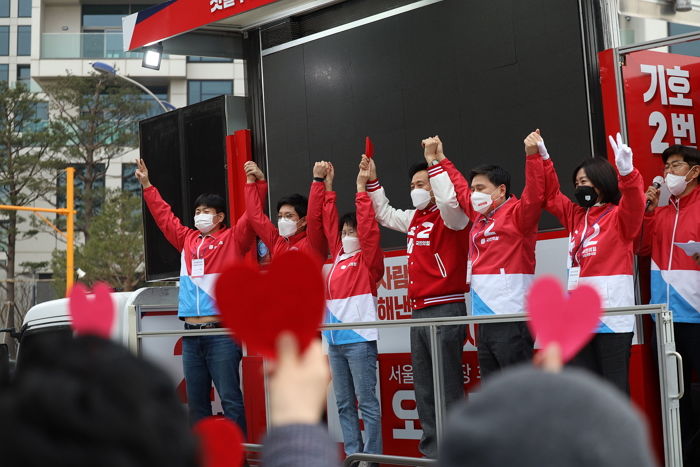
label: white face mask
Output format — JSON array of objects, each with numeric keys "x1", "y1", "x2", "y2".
[
  {"x1": 194, "y1": 213, "x2": 218, "y2": 234},
  {"x1": 278, "y1": 218, "x2": 298, "y2": 238},
  {"x1": 342, "y1": 235, "x2": 361, "y2": 254},
  {"x1": 665, "y1": 172, "x2": 690, "y2": 197},
  {"x1": 471, "y1": 191, "x2": 494, "y2": 214},
  {"x1": 411, "y1": 188, "x2": 432, "y2": 210}
]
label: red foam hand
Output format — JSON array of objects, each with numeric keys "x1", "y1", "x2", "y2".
[
  {"x1": 194, "y1": 417, "x2": 244, "y2": 467},
  {"x1": 526, "y1": 276, "x2": 602, "y2": 363},
  {"x1": 215, "y1": 250, "x2": 325, "y2": 359},
  {"x1": 365, "y1": 136, "x2": 374, "y2": 159},
  {"x1": 68, "y1": 282, "x2": 115, "y2": 338}
]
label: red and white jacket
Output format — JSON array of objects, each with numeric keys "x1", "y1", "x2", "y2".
[
  {"x1": 244, "y1": 180, "x2": 327, "y2": 263},
  {"x1": 143, "y1": 184, "x2": 263, "y2": 318},
  {"x1": 543, "y1": 158, "x2": 645, "y2": 333},
  {"x1": 322, "y1": 191, "x2": 385, "y2": 345},
  {"x1": 442, "y1": 154, "x2": 545, "y2": 316},
  {"x1": 367, "y1": 162, "x2": 469, "y2": 310},
  {"x1": 638, "y1": 184, "x2": 700, "y2": 323}
]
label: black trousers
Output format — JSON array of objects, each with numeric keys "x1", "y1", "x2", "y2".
[
  {"x1": 568, "y1": 332, "x2": 633, "y2": 394},
  {"x1": 477, "y1": 322, "x2": 534, "y2": 380}
]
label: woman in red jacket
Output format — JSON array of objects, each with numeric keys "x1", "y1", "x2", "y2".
[
  {"x1": 319, "y1": 159, "x2": 384, "y2": 462},
  {"x1": 540, "y1": 132, "x2": 645, "y2": 394}
]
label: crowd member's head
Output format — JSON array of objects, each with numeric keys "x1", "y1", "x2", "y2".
[
  {"x1": 0, "y1": 333, "x2": 198, "y2": 467},
  {"x1": 440, "y1": 365, "x2": 656, "y2": 467},
  {"x1": 193, "y1": 193, "x2": 226, "y2": 234},
  {"x1": 469, "y1": 165, "x2": 511, "y2": 214},
  {"x1": 339, "y1": 211, "x2": 360, "y2": 254},
  {"x1": 661, "y1": 145, "x2": 700, "y2": 197},
  {"x1": 277, "y1": 193, "x2": 308, "y2": 238},
  {"x1": 571, "y1": 158, "x2": 621, "y2": 208},
  {"x1": 409, "y1": 162, "x2": 435, "y2": 210}
]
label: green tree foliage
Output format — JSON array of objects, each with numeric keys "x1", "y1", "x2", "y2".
[
  {"x1": 42, "y1": 73, "x2": 149, "y2": 239},
  {"x1": 0, "y1": 81, "x2": 61, "y2": 354},
  {"x1": 51, "y1": 190, "x2": 146, "y2": 294}
]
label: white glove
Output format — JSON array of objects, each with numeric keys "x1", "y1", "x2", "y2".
[
  {"x1": 537, "y1": 141, "x2": 550, "y2": 160},
  {"x1": 609, "y1": 132, "x2": 633, "y2": 176}
]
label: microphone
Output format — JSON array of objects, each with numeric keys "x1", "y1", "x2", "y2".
[{"x1": 646, "y1": 176, "x2": 664, "y2": 209}]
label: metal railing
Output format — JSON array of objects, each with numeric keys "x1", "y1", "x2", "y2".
[
  {"x1": 130, "y1": 303, "x2": 681, "y2": 466},
  {"x1": 40, "y1": 32, "x2": 172, "y2": 60}
]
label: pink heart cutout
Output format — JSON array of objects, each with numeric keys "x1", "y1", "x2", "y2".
[
  {"x1": 526, "y1": 276, "x2": 602, "y2": 363},
  {"x1": 214, "y1": 250, "x2": 325, "y2": 359},
  {"x1": 193, "y1": 417, "x2": 244, "y2": 467},
  {"x1": 68, "y1": 282, "x2": 115, "y2": 338}
]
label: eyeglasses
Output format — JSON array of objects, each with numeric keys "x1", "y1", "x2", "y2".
[{"x1": 664, "y1": 161, "x2": 689, "y2": 171}]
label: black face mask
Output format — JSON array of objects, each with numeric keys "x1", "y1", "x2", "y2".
[{"x1": 574, "y1": 185, "x2": 598, "y2": 208}]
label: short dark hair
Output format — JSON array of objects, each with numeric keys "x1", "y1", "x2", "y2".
[
  {"x1": 662, "y1": 145, "x2": 700, "y2": 166},
  {"x1": 339, "y1": 212, "x2": 357, "y2": 232},
  {"x1": 571, "y1": 158, "x2": 621, "y2": 205},
  {"x1": 409, "y1": 162, "x2": 429, "y2": 180},
  {"x1": 469, "y1": 165, "x2": 511, "y2": 198},
  {"x1": 4, "y1": 333, "x2": 198, "y2": 467},
  {"x1": 276, "y1": 193, "x2": 308, "y2": 218},
  {"x1": 194, "y1": 193, "x2": 226, "y2": 213}
]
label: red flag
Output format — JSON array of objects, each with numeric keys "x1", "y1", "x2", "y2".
[{"x1": 365, "y1": 136, "x2": 374, "y2": 159}]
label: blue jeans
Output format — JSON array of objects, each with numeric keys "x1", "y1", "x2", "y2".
[
  {"x1": 182, "y1": 334, "x2": 247, "y2": 433},
  {"x1": 328, "y1": 341, "x2": 382, "y2": 456}
]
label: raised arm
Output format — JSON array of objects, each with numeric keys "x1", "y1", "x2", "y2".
[
  {"x1": 609, "y1": 133, "x2": 646, "y2": 241},
  {"x1": 542, "y1": 152, "x2": 576, "y2": 232},
  {"x1": 306, "y1": 162, "x2": 330, "y2": 260},
  {"x1": 512, "y1": 131, "x2": 546, "y2": 232},
  {"x1": 364, "y1": 157, "x2": 414, "y2": 233},
  {"x1": 234, "y1": 162, "x2": 269, "y2": 256},
  {"x1": 422, "y1": 136, "x2": 468, "y2": 231},
  {"x1": 136, "y1": 159, "x2": 191, "y2": 251},
  {"x1": 356, "y1": 157, "x2": 385, "y2": 283},
  {"x1": 244, "y1": 161, "x2": 280, "y2": 251},
  {"x1": 317, "y1": 162, "x2": 341, "y2": 259}
]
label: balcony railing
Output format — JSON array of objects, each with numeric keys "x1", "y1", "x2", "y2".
[{"x1": 40, "y1": 32, "x2": 170, "y2": 60}]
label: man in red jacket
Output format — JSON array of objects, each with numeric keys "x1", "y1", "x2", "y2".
[
  {"x1": 243, "y1": 161, "x2": 327, "y2": 262},
  {"x1": 365, "y1": 136, "x2": 469, "y2": 458}
]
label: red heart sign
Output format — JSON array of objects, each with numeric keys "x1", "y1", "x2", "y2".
[
  {"x1": 526, "y1": 276, "x2": 602, "y2": 363},
  {"x1": 68, "y1": 282, "x2": 115, "y2": 338},
  {"x1": 214, "y1": 250, "x2": 325, "y2": 359},
  {"x1": 193, "y1": 417, "x2": 244, "y2": 467}
]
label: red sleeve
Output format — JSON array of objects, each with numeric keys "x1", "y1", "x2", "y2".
[
  {"x1": 616, "y1": 168, "x2": 646, "y2": 241},
  {"x1": 512, "y1": 154, "x2": 545, "y2": 232},
  {"x1": 637, "y1": 211, "x2": 656, "y2": 256},
  {"x1": 543, "y1": 158, "x2": 576, "y2": 232},
  {"x1": 234, "y1": 180, "x2": 269, "y2": 256},
  {"x1": 356, "y1": 192, "x2": 385, "y2": 284},
  {"x1": 306, "y1": 181, "x2": 328, "y2": 259},
  {"x1": 244, "y1": 181, "x2": 279, "y2": 251},
  {"x1": 441, "y1": 158, "x2": 478, "y2": 221},
  {"x1": 322, "y1": 190, "x2": 341, "y2": 259},
  {"x1": 142, "y1": 186, "x2": 192, "y2": 251}
]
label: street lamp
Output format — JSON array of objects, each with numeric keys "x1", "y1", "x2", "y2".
[{"x1": 90, "y1": 61, "x2": 174, "y2": 113}]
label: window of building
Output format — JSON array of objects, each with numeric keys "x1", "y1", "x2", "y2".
[
  {"x1": 0, "y1": 64, "x2": 8, "y2": 82},
  {"x1": 142, "y1": 85, "x2": 169, "y2": 118},
  {"x1": 0, "y1": 0, "x2": 8, "y2": 18},
  {"x1": 17, "y1": 26, "x2": 31, "y2": 56},
  {"x1": 17, "y1": 64, "x2": 30, "y2": 87},
  {"x1": 18, "y1": 0, "x2": 31, "y2": 17},
  {"x1": 187, "y1": 80, "x2": 233, "y2": 105},
  {"x1": 187, "y1": 56, "x2": 233, "y2": 63},
  {"x1": 121, "y1": 163, "x2": 141, "y2": 195},
  {"x1": 56, "y1": 164, "x2": 106, "y2": 225},
  {"x1": 0, "y1": 26, "x2": 9, "y2": 56},
  {"x1": 669, "y1": 23, "x2": 700, "y2": 57}
]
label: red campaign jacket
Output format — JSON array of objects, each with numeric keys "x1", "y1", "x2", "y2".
[
  {"x1": 142, "y1": 184, "x2": 264, "y2": 317},
  {"x1": 244, "y1": 180, "x2": 328, "y2": 262},
  {"x1": 367, "y1": 161, "x2": 469, "y2": 310},
  {"x1": 322, "y1": 191, "x2": 384, "y2": 345}
]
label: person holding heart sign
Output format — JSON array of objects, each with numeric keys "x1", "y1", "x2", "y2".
[
  {"x1": 541, "y1": 132, "x2": 646, "y2": 394},
  {"x1": 365, "y1": 136, "x2": 469, "y2": 459},
  {"x1": 135, "y1": 158, "x2": 259, "y2": 430},
  {"x1": 319, "y1": 157, "x2": 384, "y2": 462}
]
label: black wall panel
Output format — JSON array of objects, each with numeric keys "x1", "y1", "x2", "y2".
[{"x1": 262, "y1": 0, "x2": 596, "y2": 250}]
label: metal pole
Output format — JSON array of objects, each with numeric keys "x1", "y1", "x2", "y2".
[
  {"x1": 428, "y1": 324, "x2": 445, "y2": 448},
  {"x1": 65, "y1": 167, "x2": 75, "y2": 295},
  {"x1": 115, "y1": 74, "x2": 169, "y2": 113},
  {"x1": 656, "y1": 306, "x2": 684, "y2": 466}
]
